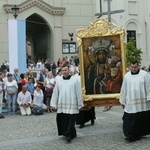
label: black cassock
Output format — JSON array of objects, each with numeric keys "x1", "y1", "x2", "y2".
[
  {"x1": 123, "y1": 110, "x2": 150, "y2": 140},
  {"x1": 76, "y1": 107, "x2": 96, "y2": 126},
  {"x1": 56, "y1": 113, "x2": 77, "y2": 139}
]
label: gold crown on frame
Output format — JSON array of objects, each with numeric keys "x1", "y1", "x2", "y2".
[{"x1": 92, "y1": 38, "x2": 112, "y2": 53}]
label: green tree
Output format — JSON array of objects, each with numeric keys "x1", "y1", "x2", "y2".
[{"x1": 126, "y1": 38, "x2": 143, "y2": 67}]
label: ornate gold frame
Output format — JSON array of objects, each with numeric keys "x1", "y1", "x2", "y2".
[{"x1": 76, "y1": 18, "x2": 126, "y2": 106}]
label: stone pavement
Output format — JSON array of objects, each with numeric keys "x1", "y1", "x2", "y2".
[{"x1": 0, "y1": 106, "x2": 150, "y2": 150}]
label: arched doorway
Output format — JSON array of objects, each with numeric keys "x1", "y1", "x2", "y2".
[{"x1": 26, "y1": 13, "x2": 51, "y2": 61}]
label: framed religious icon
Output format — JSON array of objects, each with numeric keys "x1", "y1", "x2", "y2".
[{"x1": 76, "y1": 18, "x2": 126, "y2": 107}]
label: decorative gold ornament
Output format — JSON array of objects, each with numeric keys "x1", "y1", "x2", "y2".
[{"x1": 76, "y1": 18, "x2": 126, "y2": 104}]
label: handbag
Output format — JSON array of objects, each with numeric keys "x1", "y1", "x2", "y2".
[{"x1": 32, "y1": 107, "x2": 43, "y2": 115}]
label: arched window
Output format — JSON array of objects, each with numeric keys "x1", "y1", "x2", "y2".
[{"x1": 127, "y1": 22, "x2": 137, "y2": 46}]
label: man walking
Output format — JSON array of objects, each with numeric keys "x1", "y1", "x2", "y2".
[
  {"x1": 50, "y1": 64, "x2": 83, "y2": 143},
  {"x1": 120, "y1": 60, "x2": 150, "y2": 142}
]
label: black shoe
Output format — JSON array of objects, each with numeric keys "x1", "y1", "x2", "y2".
[
  {"x1": 66, "y1": 137, "x2": 71, "y2": 143},
  {"x1": 91, "y1": 120, "x2": 95, "y2": 125},
  {"x1": 0, "y1": 113, "x2": 4, "y2": 119},
  {"x1": 79, "y1": 124, "x2": 84, "y2": 128},
  {"x1": 125, "y1": 136, "x2": 141, "y2": 142}
]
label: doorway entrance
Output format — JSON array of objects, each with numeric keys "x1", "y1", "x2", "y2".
[{"x1": 26, "y1": 13, "x2": 51, "y2": 62}]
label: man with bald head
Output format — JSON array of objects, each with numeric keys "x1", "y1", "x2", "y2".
[{"x1": 17, "y1": 85, "x2": 32, "y2": 116}]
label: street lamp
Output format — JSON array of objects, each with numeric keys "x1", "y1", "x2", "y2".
[{"x1": 11, "y1": 5, "x2": 19, "y2": 19}]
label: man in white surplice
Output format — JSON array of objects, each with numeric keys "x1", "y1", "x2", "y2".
[
  {"x1": 50, "y1": 64, "x2": 83, "y2": 143},
  {"x1": 120, "y1": 60, "x2": 150, "y2": 142}
]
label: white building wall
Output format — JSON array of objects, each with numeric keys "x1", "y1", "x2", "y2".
[
  {"x1": 61, "y1": 0, "x2": 96, "y2": 58},
  {"x1": 96, "y1": 0, "x2": 150, "y2": 66},
  {"x1": 1, "y1": 0, "x2": 150, "y2": 67},
  {"x1": 0, "y1": 0, "x2": 97, "y2": 65}
]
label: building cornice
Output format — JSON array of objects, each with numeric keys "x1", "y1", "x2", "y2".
[{"x1": 3, "y1": 0, "x2": 65, "y2": 16}]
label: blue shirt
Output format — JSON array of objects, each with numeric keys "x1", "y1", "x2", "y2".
[{"x1": 26, "y1": 83, "x2": 34, "y2": 95}]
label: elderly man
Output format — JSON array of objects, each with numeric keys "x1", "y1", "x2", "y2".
[
  {"x1": 13, "y1": 68, "x2": 22, "y2": 92},
  {"x1": 36, "y1": 69, "x2": 46, "y2": 86},
  {"x1": 17, "y1": 85, "x2": 32, "y2": 116}
]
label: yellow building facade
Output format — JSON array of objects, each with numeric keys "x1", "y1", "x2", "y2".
[{"x1": 0, "y1": 0, "x2": 96, "y2": 63}]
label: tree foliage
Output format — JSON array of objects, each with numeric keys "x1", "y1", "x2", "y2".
[{"x1": 126, "y1": 38, "x2": 143, "y2": 67}]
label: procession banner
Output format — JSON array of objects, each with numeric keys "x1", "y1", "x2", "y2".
[{"x1": 8, "y1": 19, "x2": 26, "y2": 74}]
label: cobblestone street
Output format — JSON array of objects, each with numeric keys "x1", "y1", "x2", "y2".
[{"x1": 0, "y1": 106, "x2": 150, "y2": 150}]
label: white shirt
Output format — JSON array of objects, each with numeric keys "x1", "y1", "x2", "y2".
[
  {"x1": 17, "y1": 91, "x2": 32, "y2": 105},
  {"x1": 0, "y1": 81, "x2": 3, "y2": 91},
  {"x1": 70, "y1": 65, "x2": 75, "y2": 73},
  {"x1": 33, "y1": 90, "x2": 43, "y2": 107},
  {"x1": 54, "y1": 75, "x2": 62, "y2": 83},
  {"x1": 74, "y1": 73, "x2": 80, "y2": 82},
  {"x1": 2, "y1": 77, "x2": 7, "y2": 84},
  {"x1": 51, "y1": 76, "x2": 83, "y2": 114},
  {"x1": 36, "y1": 62, "x2": 42, "y2": 71},
  {"x1": 120, "y1": 70, "x2": 150, "y2": 113},
  {"x1": 45, "y1": 77, "x2": 55, "y2": 89},
  {"x1": 4, "y1": 80, "x2": 18, "y2": 93}
]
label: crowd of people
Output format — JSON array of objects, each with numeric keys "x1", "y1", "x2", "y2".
[
  {"x1": 1, "y1": 56, "x2": 150, "y2": 143},
  {"x1": 0, "y1": 56, "x2": 79, "y2": 116},
  {"x1": 0, "y1": 55, "x2": 96, "y2": 143}
]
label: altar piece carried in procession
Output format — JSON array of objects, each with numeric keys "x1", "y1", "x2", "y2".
[{"x1": 76, "y1": 18, "x2": 126, "y2": 107}]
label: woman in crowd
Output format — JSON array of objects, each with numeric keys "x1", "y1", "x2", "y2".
[
  {"x1": 0, "y1": 72, "x2": 4, "y2": 118},
  {"x1": 44, "y1": 71, "x2": 55, "y2": 112},
  {"x1": 28, "y1": 71, "x2": 36, "y2": 84},
  {"x1": 4, "y1": 73, "x2": 18, "y2": 115},
  {"x1": 54, "y1": 69, "x2": 62, "y2": 83},
  {"x1": 33, "y1": 85, "x2": 43, "y2": 108},
  {"x1": 51, "y1": 62, "x2": 57, "y2": 77},
  {"x1": 20, "y1": 73, "x2": 27, "y2": 87},
  {"x1": 32, "y1": 85, "x2": 44, "y2": 115}
]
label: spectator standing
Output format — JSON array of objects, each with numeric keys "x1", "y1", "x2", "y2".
[
  {"x1": 20, "y1": 73, "x2": 27, "y2": 88},
  {"x1": 45, "y1": 59, "x2": 51, "y2": 71},
  {"x1": 54, "y1": 69, "x2": 62, "y2": 83},
  {"x1": 13, "y1": 68, "x2": 22, "y2": 92},
  {"x1": 36, "y1": 69, "x2": 46, "y2": 98},
  {"x1": 36, "y1": 59, "x2": 42, "y2": 70},
  {"x1": 51, "y1": 62, "x2": 57, "y2": 77},
  {"x1": 57, "y1": 58, "x2": 61, "y2": 67},
  {"x1": 44, "y1": 71, "x2": 55, "y2": 112},
  {"x1": 4, "y1": 73, "x2": 18, "y2": 116},
  {"x1": 28, "y1": 71, "x2": 35, "y2": 84},
  {"x1": 0, "y1": 63, "x2": 7, "y2": 72},
  {"x1": 26, "y1": 78, "x2": 34, "y2": 100},
  {"x1": 0, "y1": 72, "x2": 4, "y2": 118}
]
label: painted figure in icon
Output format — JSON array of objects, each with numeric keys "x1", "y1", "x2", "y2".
[{"x1": 85, "y1": 38, "x2": 122, "y2": 95}]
